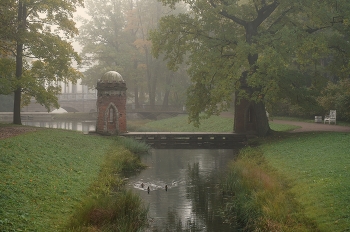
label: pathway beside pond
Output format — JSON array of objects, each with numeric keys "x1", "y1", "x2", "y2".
[{"x1": 271, "y1": 120, "x2": 350, "y2": 133}]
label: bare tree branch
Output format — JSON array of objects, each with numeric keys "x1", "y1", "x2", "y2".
[
  {"x1": 267, "y1": 6, "x2": 294, "y2": 31},
  {"x1": 306, "y1": 25, "x2": 331, "y2": 34},
  {"x1": 209, "y1": 0, "x2": 247, "y2": 26},
  {"x1": 254, "y1": 0, "x2": 279, "y2": 27}
]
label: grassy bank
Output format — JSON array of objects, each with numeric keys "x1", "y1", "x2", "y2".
[
  {"x1": 221, "y1": 132, "x2": 350, "y2": 231},
  {"x1": 0, "y1": 126, "x2": 149, "y2": 231},
  {"x1": 261, "y1": 132, "x2": 350, "y2": 231},
  {"x1": 221, "y1": 147, "x2": 319, "y2": 231},
  {"x1": 66, "y1": 137, "x2": 149, "y2": 231}
]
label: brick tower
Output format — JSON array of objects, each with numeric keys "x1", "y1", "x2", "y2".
[{"x1": 96, "y1": 71, "x2": 127, "y2": 135}]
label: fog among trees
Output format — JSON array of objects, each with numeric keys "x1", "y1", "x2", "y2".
[
  {"x1": 1, "y1": 0, "x2": 350, "y2": 135},
  {"x1": 76, "y1": 0, "x2": 190, "y2": 109}
]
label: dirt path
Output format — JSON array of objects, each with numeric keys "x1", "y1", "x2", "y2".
[
  {"x1": 271, "y1": 120, "x2": 350, "y2": 133},
  {"x1": 0, "y1": 126, "x2": 39, "y2": 140},
  {"x1": 220, "y1": 112, "x2": 350, "y2": 133}
]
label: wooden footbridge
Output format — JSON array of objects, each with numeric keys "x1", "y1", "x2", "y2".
[{"x1": 121, "y1": 132, "x2": 247, "y2": 149}]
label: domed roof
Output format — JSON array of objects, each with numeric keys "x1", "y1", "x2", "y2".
[{"x1": 99, "y1": 71, "x2": 124, "y2": 83}]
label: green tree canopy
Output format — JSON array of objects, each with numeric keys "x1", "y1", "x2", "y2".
[
  {"x1": 0, "y1": 0, "x2": 83, "y2": 124},
  {"x1": 150, "y1": 0, "x2": 350, "y2": 135}
]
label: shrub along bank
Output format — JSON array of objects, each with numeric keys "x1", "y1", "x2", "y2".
[
  {"x1": 221, "y1": 147, "x2": 319, "y2": 231},
  {"x1": 65, "y1": 137, "x2": 149, "y2": 231},
  {"x1": 0, "y1": 126, "x2": 149, "y2": 231}
]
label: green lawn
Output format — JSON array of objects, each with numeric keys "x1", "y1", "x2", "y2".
[
  {"x1": 261, "y1": 132, "x2": 350, "y2": 231},
  {"x1": 0, "y1": 128, "x2": 115, "y2": 231},
  {"x1": 132, "y1": 114, "x2": 300, "y2": 132}
]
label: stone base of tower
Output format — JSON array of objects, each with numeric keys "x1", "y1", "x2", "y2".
[{"x1": 95, "y1": 99, "x2": 127, "y2": 135}]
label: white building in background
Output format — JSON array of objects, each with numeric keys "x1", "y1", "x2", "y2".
[
  {"x1": 57, "y1": 78, "x2": 96, "y2": 95},
  {"x1": 23, "y1": 79, "x2": 97, "y2": 113}
]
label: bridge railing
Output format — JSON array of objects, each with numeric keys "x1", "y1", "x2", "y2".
[
  {"x1": 58, "y1": 93, "x2": 97, "y2": 101},
  {"x1": 126, "y1": 104, "x2": 186, "y2": 112}
]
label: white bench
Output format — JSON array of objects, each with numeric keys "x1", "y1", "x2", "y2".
[{"x1": 324, "y1": 110, "x2": 336, "y2": 124}]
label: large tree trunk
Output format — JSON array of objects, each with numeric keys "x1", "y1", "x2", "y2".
[
  {"x1": 13, "y1": 1, "x2": 26, "y2": 125},
  {"x1": 254, "y1": 101, "x2": 270, "y2": 136},
  {"x1": 234, "y1": 94, "x2": 270, "y2": 136},
  {"x1": 233, "y1": 22, "x2": 271, "y2": 136}
]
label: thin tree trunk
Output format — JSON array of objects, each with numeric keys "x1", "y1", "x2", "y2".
[
  {"x1": 162, "y1": 90, "x2": 170, "y2": 110},
  {"x1": 150, "y1": 64, "x2": 158, "y2": 109},
  {"x1": 13, "y1": 1, "x2": 26, "y2": 125},
  {"x1": 133, "y1": 60, "x2": 139, "y2": 108},
  {"x1": 134, "y1": 86, "x2": 139, "y2": 108},
  {"x1": 162, "y1": 72, "x2": 173, "y2": 110},
  {"x1": 144, "y1": 47, "x2": 155, "y2": 109}
]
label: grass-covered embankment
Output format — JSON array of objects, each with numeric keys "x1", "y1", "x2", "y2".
[
  {"x1": 261, "y1": 132, "x2": 350, "y2": 231},
  {"x1": 221, "y1": 132, "x2": 350, "y2": 231},
  {"x1": 65, "y1": 136, "x2": 149, "y2": 231},
  {"x1": 139, "y1": 115, "x2": 350, "y2": 231},
  {"x1": 0, "y1": 126, "x2": 149, "y2": 231},
  {"x1": 221, "y1": 147, "x2": 319, "y2": 231}
]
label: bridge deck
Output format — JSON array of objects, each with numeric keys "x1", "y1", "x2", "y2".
[{"x1": 120, "y1": 132, "x2": 247, "y2": 149}]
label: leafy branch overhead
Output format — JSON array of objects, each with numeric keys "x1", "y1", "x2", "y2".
[{"x1": 0, "y1": 0, "x2": 83, "y2": 124}]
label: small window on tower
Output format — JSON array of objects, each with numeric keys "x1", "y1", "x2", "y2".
[{"x1": 109, "y1": 108, "x2": 114, "y2": 122}]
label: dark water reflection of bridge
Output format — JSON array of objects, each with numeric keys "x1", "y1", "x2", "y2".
[{"x1": 121, "y1": 132, "x2": 247, "y2": 149}]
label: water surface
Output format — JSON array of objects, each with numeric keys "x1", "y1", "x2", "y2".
[{"x1": 128, "y1": 149, "x2": 238, "y2": 231}]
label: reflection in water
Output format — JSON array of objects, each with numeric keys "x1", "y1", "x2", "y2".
[
  {"x1": 128, "y1": 149, "x2": 238, "y2": 231},
  {"x1": 22, "y1": 121, "x2": 95, "y2": 133}
]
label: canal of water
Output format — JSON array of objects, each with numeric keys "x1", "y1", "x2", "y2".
[
  {"x1": 18, "y1": 120, "x2": 238, "y2": 230},
  {"x1": 127, "y1": 149, "x2": 238, "y2": 231}
]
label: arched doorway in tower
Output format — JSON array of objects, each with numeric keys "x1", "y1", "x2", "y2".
[{"x1": 105, "y1": 103, "x2": 119, "y2": 135}]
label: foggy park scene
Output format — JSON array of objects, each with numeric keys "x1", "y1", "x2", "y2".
[{"x1": 1, "y1": 0, "x2": 350, "y2": 231}]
